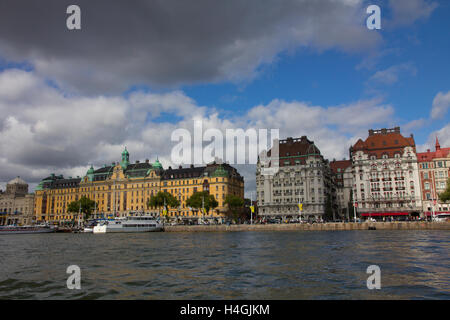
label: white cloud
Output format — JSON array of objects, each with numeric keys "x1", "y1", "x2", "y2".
[
  {"x1": 387, "y1": 0, "x2": 438, "y2": 28},
  {"x1": 0, "y1": 69, "x2": 399, "y2": 195},
  {"x1": 368, "y1": 63, "x2": 417, "y2": 85},
  {"x1": 431, "y1": 91, "x2": 450, "y2": 120},
  {"x1": 418, "y1": 123, "x2": 450, "y2": 152}
]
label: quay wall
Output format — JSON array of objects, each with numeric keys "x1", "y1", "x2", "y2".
[{"x1": 164, "y1": 222, "x2": 450, "y2": 232}]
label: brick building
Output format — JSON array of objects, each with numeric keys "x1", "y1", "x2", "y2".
[{"x1": 416, "y1": 137, "x2": 450, "y2": 215}]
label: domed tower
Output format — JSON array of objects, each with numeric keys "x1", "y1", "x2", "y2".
[
  {"x1": 120, "y1": 147, "x2": 130, "y2": 169},
  {"x1": 86, "y1": 165, "x2": 95, "y2": 182},
  {"x1": 152, "y1": 157, "x2": 163, "y2": 170},
  {"x1": 6, "y1": 176, "x2": 28, "y2": 196}
]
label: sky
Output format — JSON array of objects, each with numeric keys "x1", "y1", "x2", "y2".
[{"x1": 0, "y1": 0, "x2": 449, "y2": 196}]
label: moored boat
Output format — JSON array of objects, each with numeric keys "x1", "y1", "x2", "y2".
[
  {"x1": 0, "y1": 225, "x2": 55, "y2": 235},
  {"x1": 93, "y1": 215, "x2": 163, "y2": 233}
]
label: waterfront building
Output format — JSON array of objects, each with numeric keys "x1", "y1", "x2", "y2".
[
  {"x1": 416, "y1": 137, "x2": 450, "y2": 215},
  {"x1": 33, "y1": 148, "x2": 244, "y2": 223},
  {"x1": 350, "y1": 127, "x2": 422, "y2": 219},
  {"x1": 330, "y1": 159, "x2": 353, "y2": 220},
  {"x1": 256, "y1": 136, "x2": 337, "y2": 221},
  {"x1": 161, "y1": 163, "x2": 244, "y2": 221},
  {"x1": 0, "y1": 177, "x2": 35, "y2": 226}
]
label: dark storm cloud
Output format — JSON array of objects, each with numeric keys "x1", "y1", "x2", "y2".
[{"x1": 0, "y1": 0, "x2": 379, "y2": 94}]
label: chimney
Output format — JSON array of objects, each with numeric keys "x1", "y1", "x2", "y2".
[
  {"x1": 145, "y1": 159, "x2": 149, "y2": 163},
  {"x1": 190, "y1": 164, "x2": 194, "y2": 168},
  {"x1": 179, "y1": 165, "x2": 182, "y2": 169},
  {"x1": 136, "y1": 160, "x2": 140, "y2": 164}
]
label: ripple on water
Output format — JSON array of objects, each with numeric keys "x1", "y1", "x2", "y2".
[{"x1": 0, "y1": 230, "x2": 449, "y2": 299}]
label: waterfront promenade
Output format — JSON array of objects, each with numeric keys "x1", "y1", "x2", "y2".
[{"x1": 165, "y1": 221, "x2": 450, "y2": 232}]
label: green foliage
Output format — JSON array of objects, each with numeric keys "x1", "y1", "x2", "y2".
[
  {"x1": 148, "y1": 191, "x2": 180, "y2": 210},
  {"x1": 224, "y1": 194, "x2": 245, "y2": 222},
  {"x1": 439, "y1": 178, "x2": 450, "y2": 202},
  {"x1": 224, "y1": 194, "x2": 244, "y2": 210},
  {"x1": 323, "y1": 195, "x2": 334, "y2": 221},
  {"x1": 67, "y1": 196, "x2": 97, "y2": 220},
  {"x1": 186, "y1": 191, "x2": 218, "y2": 214}
]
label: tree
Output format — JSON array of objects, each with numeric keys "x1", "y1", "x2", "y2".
[
  {"x1": 67, "y1": 196, "x2": 97, "y2": 221},
  {"x1": 224, "y1": 194, "x2": 245, "y2": 222},
  {"x1": 186, "y1": 191, "x2": 218, "y2": 217},
  {"x1": 148, "y1": 191, "x2": 180, "y2": 218},
  {"x1": 323, "y1": 195, "x2": 334, "y2": 221},
  {"x1": 439, "y1": 178, "x2": 450, "y2": 202}
]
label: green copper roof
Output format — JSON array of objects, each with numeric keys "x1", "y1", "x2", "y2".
[
  {"x1": 152, "y1": 158, "x2": 163, "y2": 169},
  {"x1": 212, "y1": 165, "x2": 228, "y2": 177},
  {"x1": 35, "y1": 181, "x2": 44, "y2": 191},
  {"x1": 86, "y1": 165, "x2": 95, "y2": 181},
  {"x1": 122, "y1": 147, "x2": 129, "y2": 155}
]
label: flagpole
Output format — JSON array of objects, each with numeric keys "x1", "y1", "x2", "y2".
[{"x1": 250, "y1": 192, "x2": 253, "y2": 225}]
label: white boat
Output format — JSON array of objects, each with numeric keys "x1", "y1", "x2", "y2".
[
  {"x1": 432, "y1": 213, "x2": 450, "y2": 222},
  {"x1": 82, "y1": 227, "x2": 94, "y2": 233},
  {"x1": 93, "y1": 215, "x2": 163, "y2": 233}
]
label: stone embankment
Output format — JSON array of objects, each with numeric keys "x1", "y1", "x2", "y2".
[{"x1": 164, "y1": 221, "x2": 450, "y2": 232}]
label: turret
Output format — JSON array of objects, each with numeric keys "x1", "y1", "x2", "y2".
[{"x1": 120, "y1": 147, "x2": 130, "y2": 169}]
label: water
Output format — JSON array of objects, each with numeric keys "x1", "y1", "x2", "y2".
[{"x1": 0, "y1": 230, "x2": 449, "y2": 299}]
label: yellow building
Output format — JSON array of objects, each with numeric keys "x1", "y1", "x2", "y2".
[{"x1": 34, "y1": 148, "x2": 244, "y2": 223}]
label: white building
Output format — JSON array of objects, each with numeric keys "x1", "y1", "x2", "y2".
[
  {"x1": 256, "y1": 137, "x2": 336, "y2": 221},
  {"x1": 350, "y1": 127, "x2": 422, "y2": 220}
]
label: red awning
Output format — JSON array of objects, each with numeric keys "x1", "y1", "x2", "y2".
[{"x1": 361, "y1": 212, "x2": 410, "y2": 217}]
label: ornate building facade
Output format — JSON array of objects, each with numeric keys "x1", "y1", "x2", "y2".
[
  {"x1": 350, "y1": 127, "x2": 422, "y2": 219},
  {"x1": 0, "y1": 177, "x2": 35, "y2": 226},
  {"x1": 33, "y1": 148, "x2": 244, "y2": 223},
  {"x1": 256, "y1": 137, "x2": 336, "y2": 221},
  {"x1": 416, "y1": 137, "x2": 450, "y2": 215}
]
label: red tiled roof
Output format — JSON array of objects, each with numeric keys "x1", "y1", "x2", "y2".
[
  {"x1": 417, "y1": 148, "x2": 450, "y2": 162},
  {"x1": 351, "y1": 128, "x2": 415, "y2": 158},
  {"x1": 417, "y1": 137, "x2": 450, "y2": 162}
]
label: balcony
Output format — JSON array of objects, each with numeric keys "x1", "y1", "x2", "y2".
[{"x1": 394, "y1": 177, "x2": 405, "y2": 181}]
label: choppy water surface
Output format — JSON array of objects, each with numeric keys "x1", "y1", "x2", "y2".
[{"x1": 0, "y1": 230, "x2": 448, "y2": 299}]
